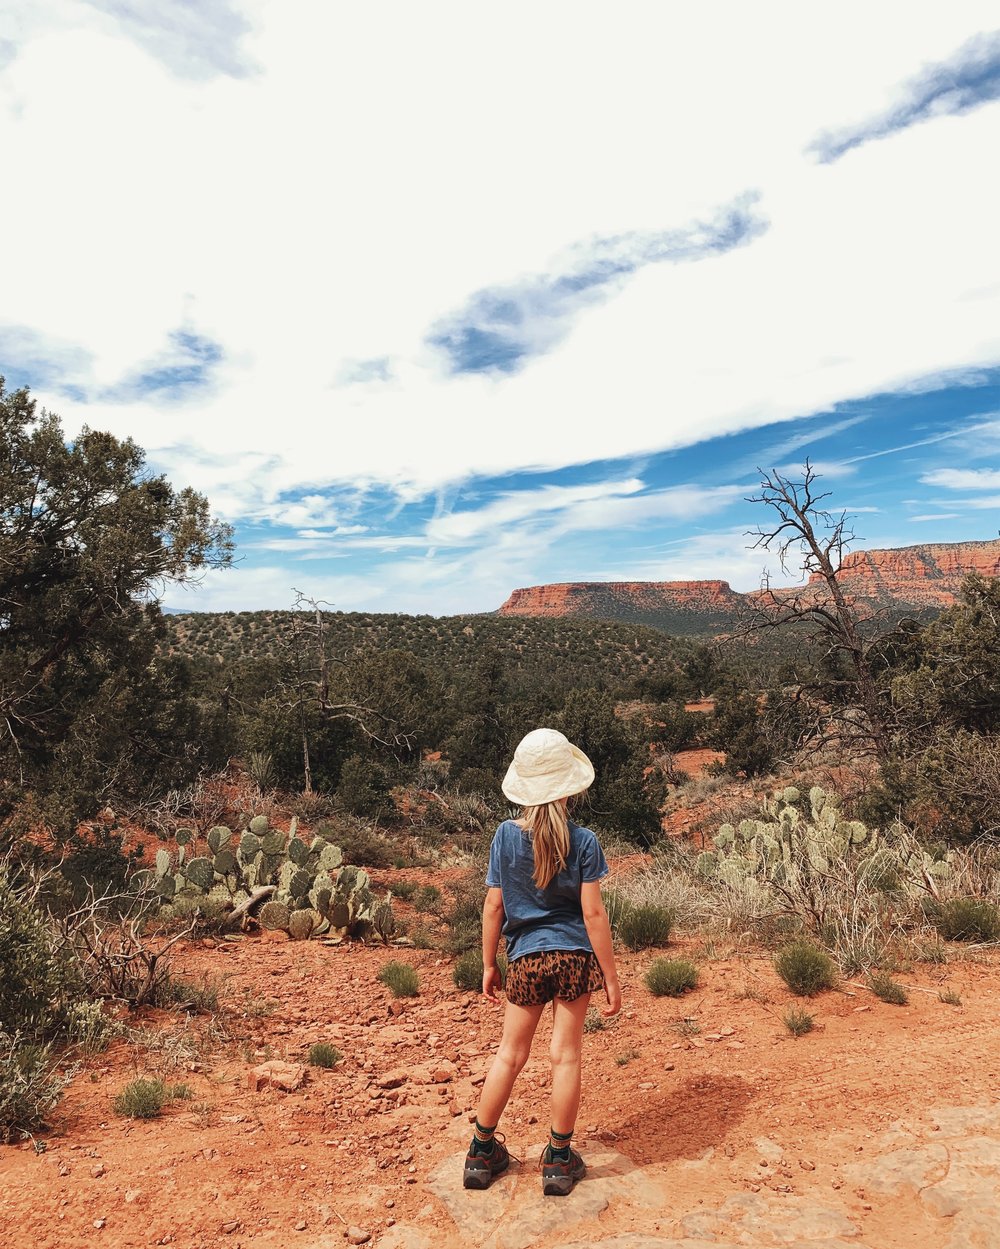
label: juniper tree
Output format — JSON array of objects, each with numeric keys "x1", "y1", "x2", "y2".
[{"x1": 0, "y1": 378, "x2": 234, "y2": 836}]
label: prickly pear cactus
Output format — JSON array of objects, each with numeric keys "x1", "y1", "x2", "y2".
[
  {"x1": 702, "y1": 786, "x2": 954, "y2": 910},
  {"x1": 154, "y1": 817, "x2": 384, "y2": 941}
]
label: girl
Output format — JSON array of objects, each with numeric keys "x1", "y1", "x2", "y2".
[{"x1": 463, "y1": 728, "x2": 622, "y2": 1196}]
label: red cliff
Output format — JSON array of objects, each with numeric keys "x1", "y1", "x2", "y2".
[
  {"x1": 811, "y1": 539, "x2": 1000, "y2": 607},
  {"x1": 498, "y1": 539, "x2": 1000, "y2": 631}
]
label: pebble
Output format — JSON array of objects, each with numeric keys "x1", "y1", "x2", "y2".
[
  {"x1": 346, "y1": 1227, "x2": 371, "y2": 1245},
  {"x1": 294, "y1": 1219, "x2": 307, "y2": 1230},
  {"x1": 93, "y1": 1219, "x2": 106, "y2": 1230}
]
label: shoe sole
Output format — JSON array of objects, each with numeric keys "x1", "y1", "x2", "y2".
[
  {"x1": 463, "y1": 1158, "x2": 510, "y2": 1190},
  {"x1": 541, "y1": 1163, "x2": 586, "y2": 1196}
]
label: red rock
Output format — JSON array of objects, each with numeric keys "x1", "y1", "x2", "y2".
[{"x1": 247, "y1": 1061, "x2": 306, "y2": 1092}]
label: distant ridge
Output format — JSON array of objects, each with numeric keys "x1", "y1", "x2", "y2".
[{"x1": 498, "y1": 538, "x2": 1000, "y2": 635}]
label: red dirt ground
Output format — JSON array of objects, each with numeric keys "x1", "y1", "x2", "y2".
[{"x1": 2, "y1": 897, "x2": 998, "y2": 1249}]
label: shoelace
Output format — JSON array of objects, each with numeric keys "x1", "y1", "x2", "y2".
[{"x1": 472, "y1": 1131, "x2": 522, "y2": 1166}]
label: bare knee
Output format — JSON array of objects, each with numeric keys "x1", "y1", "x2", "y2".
[
  {"x1": 550, "y1": 1037, "x2": 582, "y2": 1069},
  {"x1": 497, "y1": 1040, "x2": 532, "y2": 1074}
]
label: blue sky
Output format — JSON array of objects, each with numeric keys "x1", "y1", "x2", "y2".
[{"x1": 1, "y1": 4, "x2": 999, "y2": 613}]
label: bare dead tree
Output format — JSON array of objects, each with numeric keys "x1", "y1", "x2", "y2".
[
  {"x1": 740, "y1": 461, "x2": 892, "y2": 761},
  {"x1": 277, "y1": 591, "x2": 417, "y2": 791}
]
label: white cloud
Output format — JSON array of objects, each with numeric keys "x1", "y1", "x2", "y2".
[
  {"x1": 2, "y1": 3, "x2": 1000, "y2": 529},
  {"x1": 910, "y1": 512, "x2": 963, "y2": 522},
  {"x1": 922, "y1": 467, "x2": 1000, "y2": 489}
]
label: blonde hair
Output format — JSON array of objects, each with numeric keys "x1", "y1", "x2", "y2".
[{"x1": 519, "y1": 800, "x2": 571, "y2": 890}]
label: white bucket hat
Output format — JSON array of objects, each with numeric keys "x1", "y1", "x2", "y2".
[{"x1": 501, "y1": 728, "x2": 595, "y2": 807}]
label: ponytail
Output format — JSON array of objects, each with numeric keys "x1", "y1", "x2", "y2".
[{"x1": 519, "y1": 801, "x2": 571, "y2": 890}]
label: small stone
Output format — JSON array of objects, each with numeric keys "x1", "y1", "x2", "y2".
[
  {"x1": 385, "y1": 1199, "x2": 395, "y2": 1209},
  {"x1": 91, "y1": 1163, "x2": 106, "y2": 1178},
  {"x1": 294, "y1": 1219, "x2": 307, "y2": 1231},
  {"x1": 247, "y1": 1061, "x2": 306, "y2": 1093},
  {"x1": 221, "y1": 1221, "x2": 240, "y2": 1234},
  {"x1": 664, "y1": 1063, "x2": 675, "y2": 1071},
  {"x1": 93, "y1": 1220, "x2": 106, "y2": 1230},
  {"x1": 377, "y1": 1070, "x2": 408, "y2": 1090},
  {"x1": 800, "y1": 1159, "x2": 816, "y2": 1171},
  {"x1": 346, "y1": 1228, "x2": 371, "y2": 1245}
]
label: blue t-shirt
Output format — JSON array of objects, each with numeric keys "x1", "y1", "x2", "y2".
[{"x1": 485, "y1": 819, "x2": 609, "y2": 961}]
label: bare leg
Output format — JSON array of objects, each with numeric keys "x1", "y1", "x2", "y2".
[
  {"x1": 549, "y1": 993, "x2": 590, "y2": 1134},
  {"x1": 476, "y1": 1000, "x2": 546, "y2": 1129}
]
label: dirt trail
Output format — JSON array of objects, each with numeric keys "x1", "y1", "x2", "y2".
[{"x1": 2, "y1": 933, "x2": 999, "y2": 1249}]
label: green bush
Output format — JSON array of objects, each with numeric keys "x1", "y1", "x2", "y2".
[
  {"x1": 618, "y1": 904, "x2": 672, "y2": 951},
  {"x1": 783, "y1": 1006, "x2": 815, "y2": 1037},
  {"x1": 163, "y1": 976, "x2": 220, "y2": 1014},
  {"x1": 602, "y1": 889, "x2": 632, "y2": 936},
  {"x1": 868, "y1": 972, "x2": 908, "y2": 1005},
  {"x1": 0, "y1": 1033, "x2": 72, "y2": 1143},
  {"x1": 337, "y1": 754, "x2": 390, "y2": 817},
  {"x1": 308, "y1": 1043, "x2": 342, "y2": 1068},
  {"x1": 774, "y1": 941, "x2": 837, "y2": 996},
  {"x1": 114, "y1": 1078, "x2": 167, "y2": 1119},
  {"x1": 378, "y1": 961, "x2": 419, "y2": 998},
  {"x1": 392, "y1": 881, "x2": 418, "y2": 901},
  {"x1": 413, "y1": 885, "x2": 442, "y2": 913},
  {"x1": 933, "y1": 897, "x2": 1000, "y2": 942},
  {"x1": 644, "y1": 957, "x2": 698, "y2": 997},
  {"x1": 0, "y1": 873, "x2": 79, "y2": 1037},
  {"x1": 452, "y1": 949, "x2": 506, "y2": 991}
]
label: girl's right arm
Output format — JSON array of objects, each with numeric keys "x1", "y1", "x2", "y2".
[{"x1": 581, "y1": 881, "x2": 622, "y2": 1017}]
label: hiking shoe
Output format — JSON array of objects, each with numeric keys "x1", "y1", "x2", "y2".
[
  {"x1": 462, "y1": 1136, "x2": 510, "y2": 1190},
  {"x1": 540, "y1": 1146, "x2": 586, "y2": 1196}
]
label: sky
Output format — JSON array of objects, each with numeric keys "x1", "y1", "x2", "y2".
[{"x1": 2, "y1": 2, "x2": 999, "y2": 615}]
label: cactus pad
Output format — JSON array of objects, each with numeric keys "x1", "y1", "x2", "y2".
[
  {"x1": 185, "y1": 857, "x2": 215, "y2": 891},
  {"x1": 208, "y1": 825, "x2": 233, "y2": 853},
  {"x1": 249, "y1": 815, "x2": 270, "y2": 836},
  {"x1": 259, "y1": 900, "x2": 290, "y2": 930}
]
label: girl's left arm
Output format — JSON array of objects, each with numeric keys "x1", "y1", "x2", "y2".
[{"x1": 482, "y1": 886, "x2": 505, "y2": 1001}]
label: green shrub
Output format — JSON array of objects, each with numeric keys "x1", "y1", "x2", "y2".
[
  {"x1": 0, "y1": 1033, "x2": 72, "y2": 1143},
  {"x1": 933, "y1": 898, "x2": 1000, "y2": 942},
  {"x1": 783, "y1": 1006, "x2": 815, "y2": 1037},
  {"x1": 644, "y1": 957, "x2": 699, "y2": 997},
  {"x1": 583, "y1": 1008, "x2": 607, "y2": 1032},
  {"x1": 413, "y1": 885, "x2": 442, "y2": 913},
  {"x1": 618, "y1": 904, "x2": 672, "y2": 951},
  {"x1": 378, "y1": 961, "x2": 419, "y2": 998},
  {"x1": 308, "y1": 1043, "x2": 342, "y2": 1068},
  {"x1": 774, "y1": 941, "x2": 837, "y2": 996},
  {"x1": 0, "y1": 873, "x2": 79, "y2": 1037},
  {"x1": 114, "y1": 1078, "x2": 167, "y2": 1119},
  {"x1": 168, "y1": 1082, "x2": 193, "y2": 1100},
  {"x1": 938, "y1": 988, "x2": 962, "y2": 1006},
  {"x1": 163, "y1": 976, "x2": 220, "y2": 1014},
  {"x1": 452, "y1": 949, "x2": 506, "y2": 991},
  {"x1": 392, "y1": 881, "x2": 418, "y2": 902},
  {"x1": 602, "y1": 889, "x2": 632, "y2": 936},
  {"x1": 868, "y1": 972, "x2": 908, "y2": 1005},
  {"x1": 337, "y1": 755, "x2": 389, "y2": 817},
  {"x1": 65, "y1": 1000, "x2": 117, "y2": 1055}
]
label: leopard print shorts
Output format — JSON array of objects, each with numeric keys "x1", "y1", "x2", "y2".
[{"x1": 505, "y1": 949, "x2": 605, "y2": 1006}]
